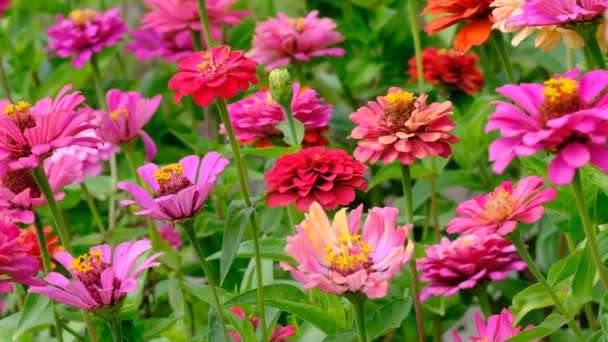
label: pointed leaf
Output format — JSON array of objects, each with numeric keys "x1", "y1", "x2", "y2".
[
  {"x1": 277, "y1": 119, "x2": 305, "y2": 146},
  {"x1": 504, "y1": 314, "x2": 566, "y2": 342},
  {"x1": 13, "y1": 293, "x2": 52, "y2": 340},
  {"x1": 207, "y1": 238, "x2": 293, "y2": 263},
  {"x1": 220, "y1": 200, "x2": 255, "y2": 285}
]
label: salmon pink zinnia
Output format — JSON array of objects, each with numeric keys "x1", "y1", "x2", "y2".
[{"x1": 452, "y1": 309, "x2": 537, "y2": 342}]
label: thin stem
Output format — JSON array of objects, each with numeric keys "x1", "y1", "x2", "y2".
[
  {"x1": 432, "y1": 315, "x2": 441, "y2": 342},
  {"x1": 279, "y1": 102, "x2": 299, "y2": 146},
  {"x1": 190, "y1": 29, "x2": 203, "y2": 52},
  {"x1": 81, "y1": 183, "x2": 106, "y2": 233},
  {"x1": 108, "y1": 155, "x2": 118, "y2": 231},
  {"x1": 472, "y1": 285, "x2": 493, "y2": 317},
  {"x1": 582, "y1": 29, "x2": 606, "y2": 69},
  {"x1": 566, "y1": 48, "x2": 575, "y2": 70},
  {"x1": 83, "y1": 312, "x2": 98, "y2": 342},
  {"x1": 107, "y1": 317, "x2": 123, "y2": 342},
  {"x1": 195, "y1": 0, "x2": 215, "y2": 48},
  {"x1": 89, "y1": 54, "x2": 107, "y2": 110},
  {"x1": 407, "y1": 0, "x2": 424, "y2": 94},
  {"x1": 181, "y1": 221, "x2": 231, "y2": 342},
  {"x1": 429, "y1": 160, "x2": 440, "y2": 242},
  {"x1": 292, "y1": 62, "x2": 304, "y2": 83},
  {"x1": 348, "y1": 294, "x2": 368, "y2": 342},
  {"x1": 0, "y1": 49, "x2": 13, "y2": 102},
  {"x1": 286, "y1": 204, "x2": 297, "y2": 234},
  {"x1": 490, "y1": 31, "x2": 516, "y2": 84}
]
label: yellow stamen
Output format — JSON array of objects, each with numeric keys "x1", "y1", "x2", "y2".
[
  {"x1": 152, "y1": 163, "x2": 184, "y2": 185},
  {"x1": 385, "y1": 90, "x2": 417, "y2": 109},
  {"x1": 3, "y1": 101, "x2": 31, "y2": 116},
  {"x1": 542, "y1": 78, "x2": 578, "y2": 103},
  {"x1": 324, "y1": 233, "x2": 373, "y2": 272},
  {"x1": 69, "y1": 9, "x2": 97, "y2": 25},
  {"x1": 110, "y1": 108, "x2": 128, "y2": 121},
  {"x1": 69, "y1": 250, "x2": 103, "y2": 274}
]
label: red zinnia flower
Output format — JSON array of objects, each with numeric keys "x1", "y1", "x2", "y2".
[
  {"x1": 19, "y1": 226, "x2": 64, "y2": 270},
  {"x1": 168, "y1": 45, "x2": 258, "y2": 106},
  {"x1": 264, "y1": 147, "x2": 368, "y2": 211}
]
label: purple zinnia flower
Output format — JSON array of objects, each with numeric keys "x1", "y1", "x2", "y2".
[{"x1": 125, "y1": 29, "x2": 195, "y2": 62}]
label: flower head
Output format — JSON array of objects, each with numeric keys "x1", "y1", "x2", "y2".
[
  {"x1": 506, "y1": 0, "x2": 608, "y2": 27},
  {"x1": 349, "y1": 87, "x2": 458, "y2": 165},
  {"x1": 118, "y1": 153, "x2": 229, "y2": 222},
  {"x1": 159, "y1": 224, "x2": 183, "y2": 250},
  {"x1": 280, "y1": 202, "x2": 413, "y2": 298},
  {"x1": 447, "y1": 176, "x2": 556, "y2": 236},
  {"x1": 248, "y1": 11, "x2": 345, "y2": 70},
  {"x1": 0, "y1": 0, "x2": 9, "y2": 17},
  {"x1": 126, "y1": 29, "x2": 196, "y2": 62},
  {"x1": 417, "y1": 234, "x2": 526, "y2": 300},
  {"x1": 264, "y1": 147, "x2": 367, "y2": 211},
  {"x1": 228, "y1": 307, "x2": 296, "y2": 342},
  {"x1": 29, "y1": 239, "x2": 162, "y2": 311},
  {"x1": 47, "y1": 8, "x2": 127, "y2": 68},
  {"x1": 168, "y1": 45, "x2": 258, "y2": 106},
  {"x1": 452, "y1": 309, "x2": 537, "y2": 342},
  {"x1": 485, "y1": 69, "x2": 608, "y2": 185},
  {"x1": 19, "y1": 226, "x2": 64, "y2": 270}
]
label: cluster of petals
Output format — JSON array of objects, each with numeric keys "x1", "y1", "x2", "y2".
[
  {"x1": 29, "y1": 239, "x2": 162, "y2": 311},
  {"x1": 349, "y1": 87, "x2": 458, "y2": 165},
  {"x1": 0, "y1": 0, "x2": 8, "y2": 17},
  {"x1": 280, "y1": 202, "x2": 413, "y2": 298},
  {"x1": 506, "y1": 0, "x2": 608, "y2": 27},
  {"x1": 118, "y1": 153, "x2": 229, "y2": 222},
  {"x1": 452, "y1": 309, "x2": 537, "y2": 342},
  {"x1": 159, "y1": 224, "x2": 183, "y2": 250},
  {"x1": 228, "y1": 307, "x2": 296, "y2": 342},
  {"x1": 417, "y1": 234, "x2": 526, "y2": 301},
  {"x1": 126, "y1": 29, "x2": 195, "y2": 62},
  {"x1": 19, "y1": 225, "x2": 63, "y2": 270},
  {"x1": 169, "y1": 45, "x2": 258, "y2": 106},
  {"x1": 486, "y1": 69, "x2": 608, "y2": 185},
  {"x1": 407, "y1": 48, "x2": 485, "y2": 95},
  {"x1": 224, "y1": 83, "x2": 332, "y2": 147},
  {"x1": 264, "y1": 147, "x2": 368, "y2": 211},
  {"x1": 47, "y1": 8, "x2": 127, "y2": 68},
  {"x1": 248, "y1": 11, "x2": 345, "y2": 70},
  {"x1": 97, "y1": 89, "x2": 161, "y2": 162}
]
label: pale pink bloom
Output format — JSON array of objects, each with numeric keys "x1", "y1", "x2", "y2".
[
  {"x1": 159, "y1": 224, "x2": 182, "y2": 250},
  {"x1": 280, "y1": 202, "x2": 413, "y2": 298},
  {"x1": 506, "y1": 0, "x2": 608, "y2": 27},
  {"x1": 125, "y1": 29, "x2": 194, "y2": 62},
  {"x1": 447, "y1": 176, "x2": 556, "y2": 237},
  {"x1": 29, "y1": 239, "x2": 162, "y2": 311},
  {"x1": 248, "y1": 11, "x2": 345, "y2": 70},
  {"x1": 228, "y1": 307, "x2": 296, "y2": 342},
  {"x1": 452, "y1": 309, "x2": 537, "y2": 342}
]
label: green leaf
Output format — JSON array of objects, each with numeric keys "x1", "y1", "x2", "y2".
[
  {"x1": 571, "y1": 244, "x2": 596, "y2": 308},
  {"x1": 208, "y1": 238, "x2": 293, "y2": 263},
  {"x1": 207, "y1": 308, "x2": 223, "y2": 342},
  {"x1": 511, "y1": 283, "x2": 565, "y2": 324},
  {"x1": 13, "y1": 293, "x2": 52, "y2": 339},
  {"x1": 226, "y1": 308, "x2": 257, "y2": 342},
  {"x1": 182, "y1": 283, "x2": 234, "y2": 306},
  {"x1": 503, "y1": 314, "x2": 566, "y2": 342},
  {"x1": 240, "y1": 145, "x2": 301, "y2": 158},
  {"x1": 220, "y1": 200, "x2": 255, "y2": 285},
  {"x1": 142, "y1": 316, "x2": 181, "y2": 339},
  {"x1": 277, "y1": 119, "x2": 305, "y2": 146},
  {"x1": 547, "y1": 248, "x2": 583, "y2": 286}
]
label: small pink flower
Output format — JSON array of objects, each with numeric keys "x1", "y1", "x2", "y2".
[
  {"x1": 228, "y1": 307, "x2": 296, "y2": 342},
  {"x1": 125, "y1": 29, "x2": 195, "y2": 62},
  {"x1": 0, "y1": 0, "x2": 9, "y2": 17},
  {"x1": 280, "y1": 202, "x2": 413, "y2": 298},
  {"x1": 29, "y1": 239, "x2": 162, "y2": 311},
  {"x1": 452, "y1": 309, "x2": 537, "y2": 342},
  {"x1": 447, "y1": 176, "x2": 556, "y2": 237},
  {"x1": 118, "y1": 153, "x2": 229, "y2": 222},
  {"x1": 248, "y1": 11, "x2": 345, "y2": 71},
  {"x1": 159, "y1": 224, "x2": 183, "y2": 250}
]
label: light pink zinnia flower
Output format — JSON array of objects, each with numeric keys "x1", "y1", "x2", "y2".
[
  {"x1": 349, "y1": 87, "x2": 458, "y2": 165},
  {"x1": 97, "y1": 89, "x2": 161, "y2": 162},
  {"x1": 29, "y1": 239, "x2": 162, "y2": 311},
  {"x1": 507, "y1": 0, "x2": 608, "y2": 27},
  {"x1": 447, "y1": 176, "x2": 556, "y2": 237},
  {"x1": 118, "y1": 153, "x2": 229, "y2": 222},
  {"x1": 486, "y1": 69, "x2": 608, "y2": 185},
  {"x1": 248, "y1": 11, "x2": 345, "y2": 71},
  {"x1": 228, "y1": 307, "x2": 296, "y2": 342},
  {"x1": 125, "y1": 29, "x2": 195, "y2": 62},
  {"x1": 452, "y1": 309, "x2": 537, "y2": 342},
  {"x1": 417, "y1": 234, "x2": 526, "y2": 301},
  {"x1": 159, "y1": 224, "x2": 183, "y2": 250},
  {"x1": 47, "y1": 8, "x2": 127, "y2": 68},
  {"x1": 280, "y1": 202, "x2": 413, "y2": 298}
]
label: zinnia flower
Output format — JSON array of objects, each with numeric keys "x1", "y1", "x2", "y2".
[
  {"x1": 222, "y1": 83, "x2": 332, "y2": 147},
  {"x1": 506, "y1": 0, "x2": 608, "y2": 27},
  {"x1": 349, "y1": 87, "x2": 458, "y2": 165},
  {"x1": 29, "y1": 239, "x2": 162, "y2": 311},
  {"x1": 485, "y1": 69, "x2": 608, "y2": 185},
  {"x1": 159, "y1": 224, "x2": 183, "y2": 250},
  {"x1": 97, "y1": 89, "x2": 161, "y2": 162},
  {"x1": 47, "y1": 8, "x2": 127, "y2": 68},
  {"x1": 0, "y1": 85, "x2": 98, "y2": 170},
  {"x1": 118, "y1": 153, "x2": 229, "y2": 222},
  {"x1": 19, "y1": 226, "x2": 64, "y2": 270},
  {"x1": 407, "y1": 48, "x2": 485, "y2": 95},
  {"x1": 248, "y1": 11, "x2": 345, "y2": 70},
  {"x1": 452, "y1": 309, "x2": 537, "y2": 342},
  {"x1": 280, "y1": 202, "x2": 413, "y2": 298},
  {"x1": 125, "y1": 29, "x2": 195, "y2": 62},
  {"x1": 423, "y1": 0, "x2": 494, "y2": 52},
  {"x1": 264, "y1": 147, "x2": 368, "y2": 211},
  {"x1": 446, "y1": 176, "x2": 556, "y2": 236},
  {"x1": 0, "y1": 0, "x2": 9, "y2": 17},
  {"x1": 168, "y1": 45, "x2": 258, "y2": 106},
  {"x1": 417, "y1": 234, "x2": 526, "y2": 300},
  {"x1": 228, "y1": 307, "x2": 296, "y2": 342}
]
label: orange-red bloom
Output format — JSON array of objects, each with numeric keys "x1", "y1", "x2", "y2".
[{"x1": 19, "y1": 226, "x2": 63, "y2": 270}]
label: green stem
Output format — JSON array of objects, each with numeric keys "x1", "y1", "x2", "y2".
[
  {"x1": 348, "y1": 294, "x2": 368, "y2": 342},
  {"x1": 581, "y1": 29, "x2": 606, "y2": 69},
  {"x1": 89, "y1": 54, "x2": 106, "y2": 110},
  {"x1": 432, "y1": 314, "x2": 441, "y2": 342},
  {"x1": 286, "y1": 203, "x2": 297, "y2": 234},
  {"x1": 190, "y1": 29, "x2": 203, "y2": 52},
  {"x1": 292, "y1": 62, "x2": 304, "y2": 83},
  {"x1": 572, "y1": 171, "x2": 608, "y2": 288},
  {"x1": 83, "y1": 312, "x2": 98, "y2": 342},
  {"x1": 108, "y1": 155, "x2": 118, "y2": 231},
  {"x1": 279, "y1": 102, "x2": 300, "y2": 146},
  {"x1": 407, "y1": 0, "x2": 424, "y2": 94},
  {"x1": 472, "y1": 285, "x2": 493, "y2": 317},
  {"x1": 490, "y1": 31, "x2": 516, "y2": 84},
  {"x1": 0, "y1": 49, "x2": 13, "y2": 102},
  {"x1": 563, "y1": 233, "x2": 598, "y2": 330},
  {"x1": 181, "y1": 221, "x2": 230, "y2": 342},
  {"x1": 195, "y1": 0, "x2": 215, "y2": 48},
  {"x1": 566, "y1": 48, "x2": 575, "y2": 70},
  {"x1": 107, "y1": 317, "x2": 123, "y2": 342},
  {"x1": 429, "y1": 160, "x2": 440, "y2": 242},
  {"x1": 81, "y1": 183, "x2": 106, "y2": 233},
  {"x1": 400, "y1": 164, "x2": 425, "y2": 342}
]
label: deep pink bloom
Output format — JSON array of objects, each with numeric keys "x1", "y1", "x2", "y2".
[
  {"x1": 452, "y1": 309, "x2": 537, "y2": 342},
  {"x1": 349, "y1": 87, "x2": 458, "y2": 165},
  {"x1": 417, "y1": 234, "x2": 526, "y2": 301},
  {"x1": 29, "y1": 239, "x2": 162, "y2": 311},
  {"x1": 0, "y1": 85, "x2": 98, "y2": 171},
  {"x1": 97, "y1": 89, "x2": 161, "y2": 162},
  {"x1": 507, "y1": 0, "x2": 608, "y2": 27},
  {"x1": 0, "y1": 0, "x2": 9, "y2": 17},
  {"x1": 248, "y1": 11, "x2": 345, "y2": 71},
  {"x1": 447, "y1": 176, "x2": 556, "y2": 237},
  {"x1": 125, "y1": 29, "x2": 194, "y2": 62},
  {"x1": 168, "y1": 45, "x2": 258, "y2": 106},
  {"x1": 159, "y1": 224, "x2": 183, "y2": 250},
  {"x1": 280, "y1": 202, "x2": 413, "y2": 298},
  {"x1": 228, "y1": 307, "x2": 296, "y2": 342},
  {"x1": 118, "y1": 153, "x2": 229, "y2": 221},
  {"x1": 47, "y1": 8, "x2": 127, "y2": 68},
  {"x1": 486, "y1": 69, "x2": 608, "y2": 185}
]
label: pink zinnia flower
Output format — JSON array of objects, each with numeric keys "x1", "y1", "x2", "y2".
[
  {"x1": 507, "y1": 0, "x2": 608, "y2": 27},
  {"x1": 417, "y1": 234, "x2": 526, "y2": 301},
  {"x1": 280, "y1": 202, "x2": 413, "y2": 298},
  {"x1": 447, "y1": 176, "x2": 556, "y2": 237},
  {"x1": 168, "y1": 45, "x2": 258, "y2": 106},
  {"x1": 228, "y1": 307, "x2": 296, "y2": 342},
  {"x1": 222, "y1": 83, "x2": 332, "y2": 146},
  {"x1": 248, "y1": 11, "x2": 345, "y2": 71},
  {"x1": 486, "y1": 69, "x2": 608, "y2": 185},
  {"x1": 452, "y1": 309, "x2": 537, "y2": 342},
  {"x1": 29, "y1": 239, "x2": 162, "y2": 311},
  {"x1": 125, "y1": 29, "x2": 195, "y2": 62},
  {"x1": 349, "y1": 87, "x2": 458, "y2": 165},
  {"x1": 0, "y1": 0, "x2": 9, "y2": 17},
  {"x1": 47, "y1": 8, "x2": 127, "y2": 68},
  {"x1": 0, "y1": 85, "x2": 98, "y2": 171},
  {"x1": 118, "y1": 153, "x2": 229, "y2": 222},
  {"x1": 159, "y1": 224, "x2": 183, "y2": 250}
]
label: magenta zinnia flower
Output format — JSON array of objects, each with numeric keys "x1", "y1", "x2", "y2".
[
  {"x1": 452, "y1": 309, "x2": 537, "y2": 342},
  {"x1": 118, "y1": 153, "x2": 229, "y2": 222},
  {"x1": 447, "y1": 176, "x2": 556, "y2": 237},
  {"x1": 228, "y1": 307, "x2": 296, "y2": 342},
  {"x1": 417, "y1": 234, "x2": 526, "y2": 301},
  {"x1": 248, "y1": 11, "x2": 345, "y2": 71},
  {"x1": 0, "y1": 0, "x2": 9, "y2": 17},
  {"x1": 29, "y1": 239, "x2": 161, "y2": 311},
  {"x1": 126, "y1": 29, "x2": 194, "y2": 62},
  {"x1": 97, "y1": 89, "x2": 161, "y2": 162},
  {"x1": 280, "y1": 202, "x2": 413, "y2": 298},
  {"x1": 47, "y1": 8, "x2": 127, "y2": 68},
  {"x1": 486, "y1": 69, "x2": 608, "y2": 185},
  {"x1": 159, "y1": 224, "x2": 183, "y2": 250},
  {"x1": 349, "y1": 87, "x2": 458, "y2": 165},
  {"x1": 507, "y1": 0, "x2": 608, "y2": 27}
]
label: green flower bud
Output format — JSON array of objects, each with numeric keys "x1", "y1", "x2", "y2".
[{"x1": 268, "y1": 69, "x2": 293, "y2": 109}]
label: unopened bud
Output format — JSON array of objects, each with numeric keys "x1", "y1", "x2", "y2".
[{"x1": 268, "y1": 69, "x2": 293, "y2": 108}]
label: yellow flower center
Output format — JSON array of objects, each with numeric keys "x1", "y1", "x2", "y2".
[
  {"x1": 288, "y1": 17, "x2": 306, "y2": 33},
  {"x1": 110, "y1": 108, "x2": 128, "y2": 121},
  {"x1": 69, "y1": 9, "x2": 97, "y2": 25},
  {"x1": 70, "y1": 250, "x2": 103, "y2": 274},
  {"x1": 324, "y1": 233, "x2": 374, "y2": 274},
  {"x1": 3, "y1": 101, "x2": 35, "y2": 130},
  {"x1": 3, "y1": 101, "x2": 31, "y2": 115},
  {"x1": 152, "y1": 163, "x2": 184, "y2": 185},
  {"x1": 381, "y1": 90, "x2": 417, "y2": 129},
  {"x1": 196, "y1": 50, "x2": 227, "y2": 74},
  {"x1": 539, "y1": 77, "x2": 581, "y2": 123},
  {"x1": 484, "y1": 188, "x2": 514, "y2": 221}
]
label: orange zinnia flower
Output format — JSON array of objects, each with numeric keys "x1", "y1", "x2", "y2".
[
  {"x1": 19, "y1": 226, "x2": 63, "y2": 270},
  {"x1": 423, "y1": 0, "x2": 494, "y2": 53}
]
